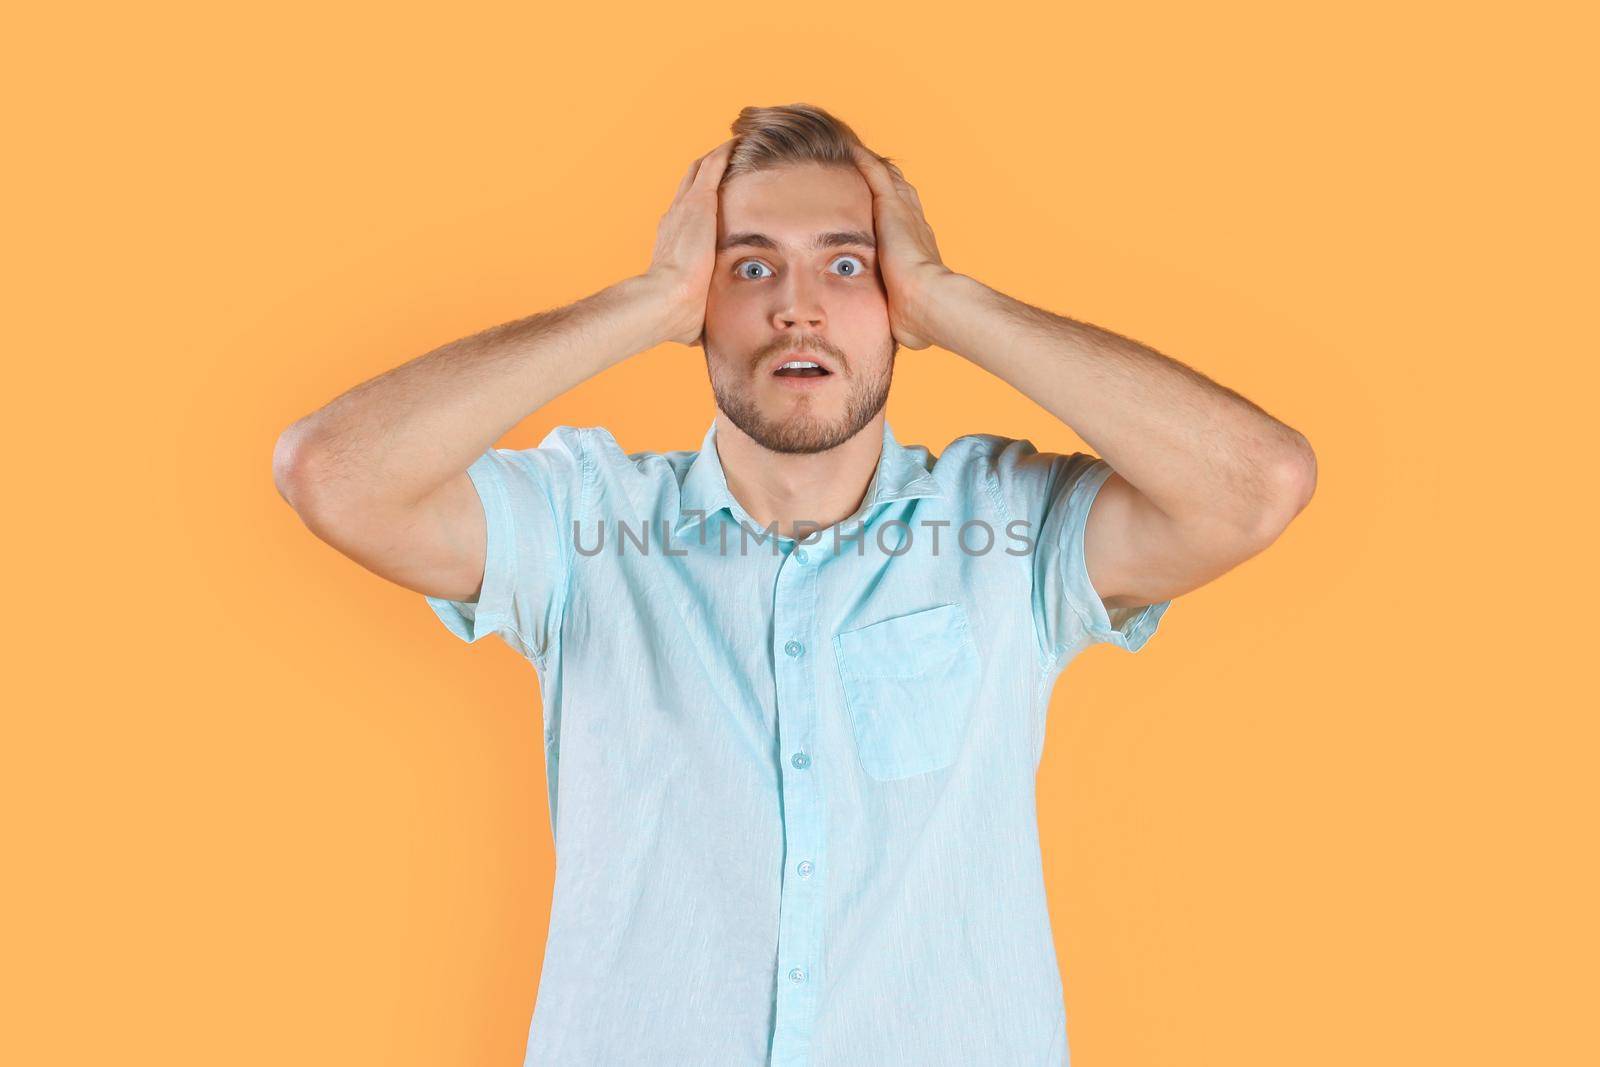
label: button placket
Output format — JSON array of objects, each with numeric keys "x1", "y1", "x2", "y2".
[{"x1": 770, "y1": 541, "x2": 825, "y2": 1065}]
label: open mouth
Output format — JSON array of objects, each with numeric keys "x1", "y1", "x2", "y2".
[{"x1": 772, "y1": 359, "x2": 833, "y2": 379}]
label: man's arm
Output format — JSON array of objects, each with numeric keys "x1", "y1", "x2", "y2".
[
  {"x1": 272, "y1": 139, "x2": 734, "y2": 603},
  {"x1": 847, "y1": 146, "x2": 1316, "y2": 612},
  {"x1": 917, "y1": 272, "x2": 1316, "y2": 610}
]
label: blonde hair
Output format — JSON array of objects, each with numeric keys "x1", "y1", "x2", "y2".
[{"x1": 721, "y1": 102, "x2": 905, "y2": 186}]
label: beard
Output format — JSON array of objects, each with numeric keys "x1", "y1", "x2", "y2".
[{"x1": 707, "y1": 337, "x2": 896, "y2": 455}]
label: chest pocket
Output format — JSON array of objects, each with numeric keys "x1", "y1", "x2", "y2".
[{"x1": 832, "y1": 602, "x2": 982, "y2": 781}]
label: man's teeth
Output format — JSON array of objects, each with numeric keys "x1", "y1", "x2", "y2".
[{"x1": 779, "y1": 361, "x2": 821, "y2": 369}]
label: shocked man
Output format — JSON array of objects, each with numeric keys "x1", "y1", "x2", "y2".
[{"x1": 274, "y1": 102, "x2": 1316, "y2": 1067}]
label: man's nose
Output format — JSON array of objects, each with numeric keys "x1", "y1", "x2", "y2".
[{"x1": 773, "y1": 274, "x2": 826, "y2": 330}]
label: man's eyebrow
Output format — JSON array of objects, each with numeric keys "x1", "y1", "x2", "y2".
[{"x1": 717, "y1": 230, "x2": 876, "y2": 253}]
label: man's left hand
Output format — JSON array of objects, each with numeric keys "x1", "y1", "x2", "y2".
[{"x1": 851, "y1": 144, "x2": 956, "y2": 351}]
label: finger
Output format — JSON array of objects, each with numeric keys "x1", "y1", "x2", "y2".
[
  {"x1": 682, "y1": 141, "x2": 720, "y2": 189},
  {"x1": 692, "y1": 138, "x2": 737, "y2": 194},
  {"x1": 884, "y1": 157, "x2": 914, "y2": 189},
  {"x1": 672, "y1": 140, "x2": 727, "y2": 204},
  {"x1": 670, "y1": 157, "x2": 700, "y2": 205},
  {"x1": 886, "y1": 164, "x2": 917, "y2": 198},
  {"x1": 849, "y1": 143, "x2": 898, "y2": 197}
]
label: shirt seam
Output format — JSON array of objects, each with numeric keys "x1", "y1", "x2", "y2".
[
  {"x1": 1044, "y1": 454, "x2": 1111, "y2": 673},
  {"x1": 474, "y1": 450, "x2": 542, "y2": 664},
  {"x1": 1061, "y1": 459, "x2": 1117, "y2": 641},
  {"x1": 532, "y1": 426, "x2": 592, "y2": 673},
  {"x1": 979, "y1": 439, "x2": 1060, "y2": 679}
]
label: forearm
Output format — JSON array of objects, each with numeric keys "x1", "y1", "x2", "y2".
[
  {"x1": 275, "y1": 273, "x2": 671, "y2": 513},
  {"x1": 918, "y1": 270, "x2": 1314, "y2": 531}
]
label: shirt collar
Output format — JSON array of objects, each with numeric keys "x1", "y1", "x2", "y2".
[{"x1": 674, "y1": 417, "x2": 943, "y2": 539}]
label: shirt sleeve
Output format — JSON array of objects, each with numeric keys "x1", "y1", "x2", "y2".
[
  {"x1": 424, "y1": 424, "x2": 587, "y2": 669},
  {"x1": 988, "y1": 438, "x2": 1172, "y2": 664}
]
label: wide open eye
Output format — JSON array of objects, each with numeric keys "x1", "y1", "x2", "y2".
[
  {"x1": 735, "y1": 260, "x2": 773, "y2": 280},
  {"x1": 830, "y1": 255, "x2": 868, "y2": 277}
]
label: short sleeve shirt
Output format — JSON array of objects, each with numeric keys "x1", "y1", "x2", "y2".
[{"x1": 426, "y1": 417, "x2": 1172, "y2": 1066}]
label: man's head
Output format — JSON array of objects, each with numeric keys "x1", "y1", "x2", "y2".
[{"x1": 701, "y1": 104, "x2": 907, "y2": 455}]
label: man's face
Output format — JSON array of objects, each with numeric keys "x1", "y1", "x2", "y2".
[{"x1": 703, "y1": 162, "x2": 895, "y2": 455}]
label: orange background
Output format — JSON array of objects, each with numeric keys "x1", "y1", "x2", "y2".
[{"x1": 5, "y1": 3, "x2": 1595, "y2": 1065}]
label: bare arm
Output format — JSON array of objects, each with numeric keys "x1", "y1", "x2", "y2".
[
  {"x1": 918, "y1": 271, "x2": 1315, "y2": 538},
  {"x1": 272, "y1": 139, "x2": 736, "y2": 602},
  {"x1": 917, "y1": 272, "x2": 1316, "y2": 609},
  {"x1": 848, "y1": 145, "x2": 1316, "y2": 613}
]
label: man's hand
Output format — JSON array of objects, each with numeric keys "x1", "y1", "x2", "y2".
[
  {"x1": 850, "y1": 144, "x2": 955, "y2": 351},
  {"x1": 645, "y1": 138, "x2": 736, "y2": 347}
]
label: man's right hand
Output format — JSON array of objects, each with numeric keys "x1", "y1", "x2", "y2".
[{"x1": 643, "y1": 139, "x2": 736, "y2": 347}]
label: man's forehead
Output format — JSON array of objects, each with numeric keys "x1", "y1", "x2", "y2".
[{"x1": 716, "y1": 163, "x2": 873, "y2": 250}]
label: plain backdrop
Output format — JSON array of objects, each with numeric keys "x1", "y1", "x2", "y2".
[{"x1": 4, "y1": 2, "x2": 1594, "y2": 1065}]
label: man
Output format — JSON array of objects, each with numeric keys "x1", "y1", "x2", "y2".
[{"x1": 273, "y1": 103, "x2": 1315, "y2": 1067}]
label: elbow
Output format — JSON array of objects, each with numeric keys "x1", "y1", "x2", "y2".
[
  {"x1": 272, "y1": 422, "x2": 326, "y2": 514},
  {"x1": 1284, "y1": 431, "x2": 1319, "y2": 511},
  {"x1": 1248, "y1": 432, "x2": 1318, "y2": 546}
]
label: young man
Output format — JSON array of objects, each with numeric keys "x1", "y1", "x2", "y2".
[{"x1": 273, "y1": 103, "x2": 1316, "y2": 1067}]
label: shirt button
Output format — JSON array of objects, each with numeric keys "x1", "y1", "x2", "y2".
[
  {"x1": 790, "y1": 751, "x2": 810, "y2": 769},
  {"x1": 797, "y1": 860, "x2": 813, "y2": 878},
  {"x1": 794, "y1": 547, "x2": 809, "y2": 563},
  {"x1": 784, "y1": 640, "x2": 804, "y2": 657},
  {"x1": 788, "y1": 967, "x2": 807, "y2": 983}
]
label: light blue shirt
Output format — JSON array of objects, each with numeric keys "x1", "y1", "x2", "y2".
[{"x1": 426, "y1": 417, "x2": 1172, "y2": 1066}]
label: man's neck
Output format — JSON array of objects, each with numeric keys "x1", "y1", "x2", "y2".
[{"x1": 714, "y1": 414, "x2": 885, "y2": 542}]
